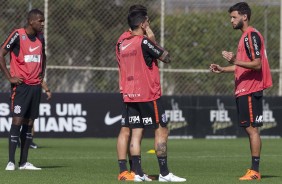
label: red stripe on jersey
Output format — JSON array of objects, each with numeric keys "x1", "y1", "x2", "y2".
[{"x1": 1, "y1": 30, "x2": 18, "y2": 49}]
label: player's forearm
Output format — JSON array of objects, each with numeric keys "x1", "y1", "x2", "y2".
[
  {"x1": 233, "y1": 59, "x2": 261, "y2": 71},
  {"x1": 222, "y1": 65, "x2": 235, "y2": 73},
  {"x1": 41, "y1": 81, "x2": 49, "y2": 91},
  {"x1": 159, "y1": 51, "x2": 171, "y2": 63},
  {"x1": 0, "y1": 57, "x2": 12, "y2": 80},
  {"x1": 0, "y1": 48, "x2": 12, "y2": 80}
]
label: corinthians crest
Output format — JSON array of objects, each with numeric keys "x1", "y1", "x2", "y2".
[{"x1": 14, "y1": 105, "x2": 21, "y2": 114}]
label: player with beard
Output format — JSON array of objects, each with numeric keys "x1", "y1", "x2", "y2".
[{"x1": 210, "y1": 2, "x2": 272, "y2": 180}]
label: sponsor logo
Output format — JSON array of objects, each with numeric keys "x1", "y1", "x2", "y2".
[
  {"x1": 143, "y1": 39, "x2": 160, "y2": 55},
  {"x1": 235, "y1": 88, "x2": 246, "y2": 95},
  {"x1": 165, "y1": 99, "x2": 188, "y2": 131},
  {"x1": 104, "y1": 112, "x2": 122, "y2": 125},
  {"x1": 24, "y1": 55, "x2": 41, "y2": 63},
  {"x1": 240, "y1": 121, "x2": 247, "y2": 124},
  {"x1": 129, "y1": 116, "x2": 140, "y2": 124},
  {"x1": 210, "y1": 99, "x2": 233, "y2": 134},
  {"x1": 121, "y1": 42, "x2": 132, "y2": 51},
  {"x1": 121, "y1": 118, "x2": 126, "y2": 126},
  {"x1": 255, "y1": 115, "x2": 263, "y2": 123},
  {"x1": 121, "y1": 50, "x2": 137, "y2": 57},
  {"x1": 244, "y1": 35, "x2": 251, "y2": 54},
  {"x1": 142, "y1": 117, "x2": 153, "y2": 125},
  {"x1": 253, "y1": 36, "x2": 259, "y2": 51},
  {"x1": 22, "y1": 35, "x2": 26, "y2": 40},
  {"x1": 6, "y1": 32, "x2": 19, "y2": 49},
  {"x1": 29, "y1": 46, "x2": 40, "y2": 52},
  {"x1": 14, "y1": 105, "x2": 21, "y2": 114},
  {"x1": 162, "y1": 113, "x2": 167, "y2": 124},
  {"x1": 124, "y1": 93, "x2": 141, "y2": 98}
]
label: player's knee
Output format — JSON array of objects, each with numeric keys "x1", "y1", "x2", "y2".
[
  {"x1": 246, "y1": 126, "x2": 260, "y2": 134},
  {"x1": 120, "y1": 127, "x2": 130, "y2": 137},
  {"x1": 156, "y1": 126, "x2": 169, "y2": 138}
]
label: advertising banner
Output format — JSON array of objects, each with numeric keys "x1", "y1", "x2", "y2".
[{"x1": 0, "y1": 93, "x2": 281, "y2": 138}]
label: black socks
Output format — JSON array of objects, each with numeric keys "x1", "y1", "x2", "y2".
[
  {"x1": 132, "y1": 155, "x2": 144, "y2": 176},
  {"x1": 251, "y1": 156, "x2": 260, "y2": 172},
  {"x1": 118, "y1": 159, "x2": 128, "y2": 173},
  {"x1": 157, "y1": 156, "x2": 169, "y2": 176},
  {"x1": 19, "y1": 125, "x2": 33, "y2": 165},
  {"x1": 129, "y1": 159, "x2": 133, "y2": 171},
  {"x1": 8, "y1": 124, "x2": 21, "y2": 163}
]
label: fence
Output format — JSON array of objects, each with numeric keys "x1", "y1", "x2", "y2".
[{"x1": 0, "y1": 0, "x2": 280, "y2": 95}]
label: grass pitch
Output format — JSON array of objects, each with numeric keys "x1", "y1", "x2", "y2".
[{"x1": 0, "y1": 138, "x2": 281, "y2": 184}]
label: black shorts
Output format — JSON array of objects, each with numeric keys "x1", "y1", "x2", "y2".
[
  {"x1": 10, "y1": 83, "x2": 42, "y2": 120},
  {"x1": 236, "y1": 91, "x2": 263, "y2": 127},
  {"x1": 120, "y1": 94, "x2": 129, "y2": 127},
  {"x1": 125, "y1": 98, "x2": 167, "y2": 129}
]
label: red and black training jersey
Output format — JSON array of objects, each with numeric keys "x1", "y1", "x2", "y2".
[
  {"x1": 116, "y1": 31, "x2": 131, "y2": 93},
  {"x1": 119, "y1": 35, "x2": 165, "y2": 102},
  {"x1": 1, "y1": 28, "x2": 45, "y2": 85},
  {"x1": 235, "y1": 26, "x2": 272, "y2": 97}
]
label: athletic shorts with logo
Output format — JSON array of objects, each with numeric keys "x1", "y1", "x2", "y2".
[
  {"x1": 125, "y1": 98, "x2": 167, "y2": 129},
  {"x1": 10, "y1": 83, "x2": 42, "y2": 119},
  {"x1": 236, "y1": 90, "x2": 263, "y2": 127}
]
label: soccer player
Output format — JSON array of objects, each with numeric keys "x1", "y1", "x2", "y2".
[
  {"x1": 115, "y1": 4, "x2": 151, "y2": 181},
  {"x1": 210, "y1": 2, "x2": 272, "y2": 180},
  {"x1": 118, "y1": 10, "x2": 186, "y2": 182},
  {"x1": 0, "y1": 9, "x2": 46, "y2": 170}
]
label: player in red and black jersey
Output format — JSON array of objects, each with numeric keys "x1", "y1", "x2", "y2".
[
  {"x1": 210, "y1": 2, "x2": 272, "y2": 180},
  {"x1": 116, "y1": 5, "x2": 155, "y2": 181},
  {"x1": 118, "y1": 10, "x2": 186, "y2": 182},
  {"x1": 0, "y1": 9, "x2": 46, "y2": 170}
]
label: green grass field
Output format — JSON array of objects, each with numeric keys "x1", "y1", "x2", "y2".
[{"x1": 0, "y1": 138, "x2": 281, "y2": 184}]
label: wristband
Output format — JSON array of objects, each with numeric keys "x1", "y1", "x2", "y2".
[{"x1": 45, "y1": 90, "x2": 50, "y2": 93}]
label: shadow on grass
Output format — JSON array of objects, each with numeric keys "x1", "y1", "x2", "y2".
[
  {"x1": 40, "y1": 166, "x2": 65, "y2": 169},
  {"x1": 32, "y1": 146, "x2": 54, "y2": 149},
  {"x1": 148, "y1": 174, "x2": 159, "y2": 181},
  {"x1": 262, "y1": 175, "x2": 281, "y2": 179}
]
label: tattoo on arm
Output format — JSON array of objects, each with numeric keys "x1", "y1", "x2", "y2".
[{"x1": 156, "y1": 142, "x2": 167, "y2": 157}]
